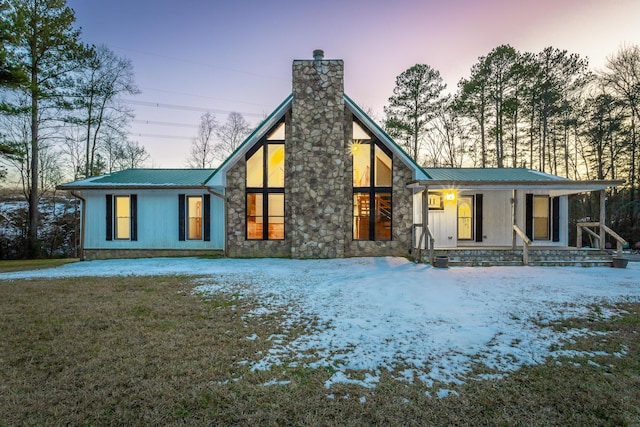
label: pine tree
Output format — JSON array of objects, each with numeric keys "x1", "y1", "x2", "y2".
[{"x1": 1, "y1": 0, "x2": 86, "y2": 257}]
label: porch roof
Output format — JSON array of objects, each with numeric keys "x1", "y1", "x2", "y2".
[
  {"x1": 410, "y1": 168, "x2": 624, "y2": 196},
  {"x1": 424, "y1": 168, "x2": 564, "y2": 181}
]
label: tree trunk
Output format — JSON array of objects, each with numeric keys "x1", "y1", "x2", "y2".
[
  {"x1": 28, "y1": 56, "x2": 39, "y2": 258},
  {"x1": 541, "y1": 100, "x2": 548, "y2": 173},
  {"x1": 630, "y1": 110, "x2": 637, "y2": 202},
  {"x1": 85, "y1": 92, "x2": 93, "y2": 177},
  {"x1": 563, "y1": 117, "x2": 569, "y2": 178}
]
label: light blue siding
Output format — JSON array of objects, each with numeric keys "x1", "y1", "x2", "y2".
[{"x1": 81, "y1": 189, "x2": 224, "y2": 250}]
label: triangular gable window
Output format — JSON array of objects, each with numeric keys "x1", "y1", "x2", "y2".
[
  {"x1": 267, "y1": 122, "x2": 286, "y2": 140},
  {"x1": 353, "y1": 121, "x2": 371, "y2": 140}
]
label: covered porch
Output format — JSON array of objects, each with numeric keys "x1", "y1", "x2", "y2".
[{"x1": 408, "y1": 168, "x2": 625, "y2": 266}]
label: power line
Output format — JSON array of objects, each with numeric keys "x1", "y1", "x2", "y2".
[
  {"x1": 123, "y1": 99, "x2": 264, "y2": 118},
  {"x1": 129, "y1": 132, "x2": 192, "y2": 141},
  {"x1": 133, "y1": 119, "x2": 198, "y2": 128},
  {"x1": 112, "y1": 46, "x2": 287, "y2": 82},
  {"x1": 139, "y1": 86, "x2": 272, "y2": 108}
]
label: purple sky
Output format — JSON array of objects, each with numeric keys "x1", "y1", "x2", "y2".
[{"x1": 66, "y1": 0, "x2": 640, "y2": 168}]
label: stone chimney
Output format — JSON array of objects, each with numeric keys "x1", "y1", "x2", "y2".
[{"x1": 288, "y1": 51, "x2": 349, "y2": 258}]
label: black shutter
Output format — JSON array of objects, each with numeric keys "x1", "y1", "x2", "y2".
[
  {"x1": 475, "y1": 194, "x2": 483, "y2": 242},
  {"x1": 130, "y1": 195, "x2": 138, "y2": 241},
  {"x1": 525, "y1": 193, "x2": 533, "y2": 240},
  {"x1": 106, "y1": 194, "x2": 113, "y2": 241},
  {"x1": 203, "y1": 194, "x2": 211, "y2": 241},
  {"x1": 552, "y1": 196, "x2": 560, "y2": 242},
  {"x1": 178, "y1": 194, "x2": 186, "y2": 241}
]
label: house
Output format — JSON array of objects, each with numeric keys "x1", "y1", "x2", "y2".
[{"x1": 59, "y1": 51, "x2": 625, "y2": 264}]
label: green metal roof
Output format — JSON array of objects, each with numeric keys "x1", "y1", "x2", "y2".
[
  {"x1": 59, "y1": 168, "x2": 216, "y2": 188},
  {"x1": 423, "y1": 168, "x2": 567, "y2": 182}
]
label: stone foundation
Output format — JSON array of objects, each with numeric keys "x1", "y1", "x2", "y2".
[{"x1": 82, "y1": 249, "x2": 224, "y2": 261}]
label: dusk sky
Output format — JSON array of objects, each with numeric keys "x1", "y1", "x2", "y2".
[{"x1": 65, "y1": 0, "x2": 640, "y2": 168}]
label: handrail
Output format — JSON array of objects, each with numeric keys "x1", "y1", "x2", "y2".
[
  {"x1": 512, "y1": 225, "x2": 531, "y2": 265},
  {"x1": 414, "y1": 224, "x2": 435, "y2": 264},
  {"x1": 577, "y1": 222, "x2": 627, "y2": 257},
  {"x1": 577, "y1": 225, "x2": 601, "y2": 248}
]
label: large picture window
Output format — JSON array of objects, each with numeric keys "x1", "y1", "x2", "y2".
[
  {"x1": 352, "y1": 120, "x2": 392, "y2": 240},
  {"x1": 246, "y1": 121, "x2": 285, "y2": 240}
]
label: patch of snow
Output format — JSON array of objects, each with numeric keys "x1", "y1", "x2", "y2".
[
  {"x1": 436, "y1": 389, "x2": 459, "y2": 398},
  {"x1": 3, "y1": 257, "x2": 639, "y2": 391},
  {"x1": 245, "y1": 333, "x2": 259, "y2": 341}
]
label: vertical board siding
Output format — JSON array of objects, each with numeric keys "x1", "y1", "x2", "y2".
[
  {"x1": 427, "y1": 190, "x2": 567, "y2": 248},
  {"x1": 82, "y1": 189, "x2": 224, "y2": 250}
]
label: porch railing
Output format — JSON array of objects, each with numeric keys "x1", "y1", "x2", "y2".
[
  {"x1": 414, "y1": 224, "x2": 435, "y2": 265},
  {"x1": 577, "y1": 222, "x2": 627, "y2": 257},
  {"x1": 512, "y1": 225, "x2": 532, "y2": 265}
]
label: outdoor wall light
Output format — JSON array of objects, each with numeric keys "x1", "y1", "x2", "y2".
[{"x1": 445, "y1": 191, "x2": 456, "y2": 201}]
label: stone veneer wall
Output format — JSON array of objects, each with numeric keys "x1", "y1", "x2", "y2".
[
  {"x1": 288, "y1": 58, "x2": 349, "y2": 258},
  {"x1": 224, "y1": 54, "x2": 414, "y2": 259}
]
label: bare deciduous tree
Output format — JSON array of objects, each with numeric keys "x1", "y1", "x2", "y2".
[
  {"x1": 115, "y1": 140, "x2": 149, "y2": 170},
  {"x1": 214, "y1": 112, "x2": 251, "y2": 163},
  {"x1": 71, "y1": 44, "x2": 139, "y2": 177},
  {"x1": 187, "y1": 112, "x2": 217, "y2": 168}
]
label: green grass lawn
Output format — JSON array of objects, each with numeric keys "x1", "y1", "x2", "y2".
[
  {"x1": 0, "y1": 258, "x2": 79, "y2": 273},
  {"x1": 1, "y1": 275, "x2": 638, "y2": 426}
]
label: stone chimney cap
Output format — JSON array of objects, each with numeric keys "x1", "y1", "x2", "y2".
[{"x1": 313, "y1": 49, "x2": 324, "y2": 60}]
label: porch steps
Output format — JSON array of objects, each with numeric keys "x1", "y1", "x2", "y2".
[{"x1": 434, "y1": 248, "x2": 614, "y2": 267}]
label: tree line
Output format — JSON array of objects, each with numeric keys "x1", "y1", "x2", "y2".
[
  {"x1": 2, "y1": 0, "x2": 638, "y2": 255},
  {"x1": 385, "y1": 44, "x2": 640, "y2": 246},
  {"x1": 0, "y1": 0, "x2": 256, "y2": 258},
  {"x1": 0, "y1": 0, "x2": 147, "y2": 257}
]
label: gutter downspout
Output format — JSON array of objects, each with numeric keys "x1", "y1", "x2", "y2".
[
  {"x1": 206, "y1": 187, "x2": 228, "y2": 257},
  {"x1": 69, "y1": 191, "x2": 86, "y2": 260}
]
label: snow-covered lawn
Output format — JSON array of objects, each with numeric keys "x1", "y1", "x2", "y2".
[{"x1": 3, "y1": 257, "x2": 639, "y2": 390}]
